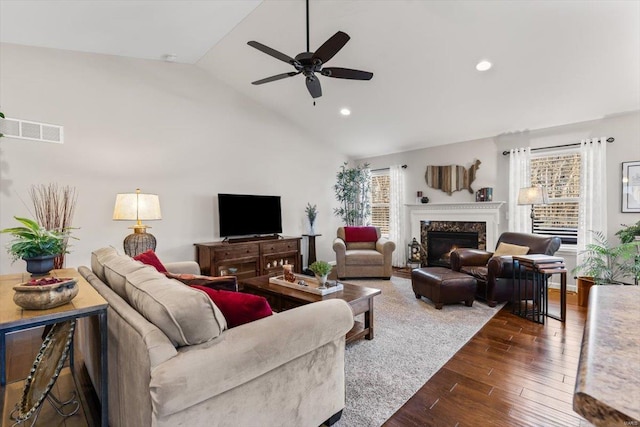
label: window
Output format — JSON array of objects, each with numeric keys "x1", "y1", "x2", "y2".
[
  {"x1": 370, "y1": 170, "x2": 390, "y2": 235},
  {"x1": 530, "y1": 151, "x2": 580, "y2": 245}
]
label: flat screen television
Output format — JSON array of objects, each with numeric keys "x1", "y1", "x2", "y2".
[{"x1": 218, "y1": 193, "x2": 282, "y2": 237}]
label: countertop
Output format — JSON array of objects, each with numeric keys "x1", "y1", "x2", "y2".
[{"x1": 573, "y1": 285, "x2": 640, "y2": 426}]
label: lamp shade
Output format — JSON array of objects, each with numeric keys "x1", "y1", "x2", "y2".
[
  {"x1": 517, "y1": 186, "x2": 549, "y2": 206},
  {"x1": 113, "y1": 192, "x2": 162, "y2": 222}
]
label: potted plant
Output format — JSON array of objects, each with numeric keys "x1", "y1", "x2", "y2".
[
  {"x1": 309, "y1": 260, "x2": 333, "y2": 289},
  {"x1": 333, "y1": 162, "x2": 371, "y2": 226},
  {"x1": 1, "y1": 217, "x2": 70, "y2": 275},
  {"x1": 615, "y1": 220, "x2": 640, "y2": 244},
  {"x1": 573, "y1": 230, "x2": 640, "y2": 306},
  {"x1": 305, "y1": 203, "x2": 318, "y2": 234}
]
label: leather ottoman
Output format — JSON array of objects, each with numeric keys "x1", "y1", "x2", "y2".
[{"x1": 411, "y1": 267, "x2": 477, "y2": 309}]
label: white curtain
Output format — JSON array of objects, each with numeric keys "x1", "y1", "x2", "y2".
[
  {"x1": 577, "y1": 138, "x2": 607, "y2": 266},
  {"x1": 508, "y1": 147, "x2": 532, "y2": 233},
  {"x1": 389, "y1": 165, "x2": 405, "y2": 267}
]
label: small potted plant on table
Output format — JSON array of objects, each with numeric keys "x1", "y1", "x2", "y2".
[
  {"x1": 1, "y1": 217, "x2": 70, "y2": 276},
  {"x1": 309, "y1": 260, "x2": 333, "y2": 289}
]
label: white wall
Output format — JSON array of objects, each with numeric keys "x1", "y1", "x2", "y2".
[
  {"x1": 358, "y1": 111, "x2": 640, "y2": 288},
  {"x1": 0, "y1": 43, "x2": 347, "y2": 273}
]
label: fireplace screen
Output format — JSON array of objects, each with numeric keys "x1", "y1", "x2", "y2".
[{"x1": 426, "y1": 231, "x2": 478, "y2": 267}]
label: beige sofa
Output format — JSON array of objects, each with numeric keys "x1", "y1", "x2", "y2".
[
  {"x1": 333, "y1": 226, "x2": 396, "y2": 279},
  {"x1": 77, "y1": 247, "x2": 354, "y2": 427}
]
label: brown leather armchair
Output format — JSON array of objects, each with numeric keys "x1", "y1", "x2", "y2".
[{"x1": 450, "y1": 232, "x2": 561, "y2": 307}]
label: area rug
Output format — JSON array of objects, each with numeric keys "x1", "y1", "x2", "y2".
[{"x1": 336, "y1": 276, "x2": 503, "y2": 427}]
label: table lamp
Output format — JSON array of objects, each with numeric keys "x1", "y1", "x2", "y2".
[
  {"x1": 517, "y1": 186, "x2": 549, "y2": 233},
  {"x1": 113, "y1": 188, "x2": 162, "y2": 256}
]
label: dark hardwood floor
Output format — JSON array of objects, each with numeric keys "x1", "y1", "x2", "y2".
[
  {"x1": 386, "y1": 268, "x2": 591, "y2": 427},
  {"x1": 3, "y1": 270, "x2": 591, "y2": 427}
]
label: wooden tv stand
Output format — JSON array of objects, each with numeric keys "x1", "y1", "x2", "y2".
[{"x1": 194, "y1": 236, "x2": 302, "y2": 280}]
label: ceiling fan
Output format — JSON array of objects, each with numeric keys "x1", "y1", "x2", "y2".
[{"x1": 247, "y1": 0, "x2": 373, "y2": 100}]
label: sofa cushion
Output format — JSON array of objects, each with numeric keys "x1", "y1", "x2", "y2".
[
  {"x1": 91, "y1": 247, "x2": 119, "y2": 282},
  {"x1": 344, "y1": 226, "x2": 378, "y2": 243},
  {"x1": 460, "y1": 266, "x2": 488, "y2": 282},
  {"x1": 103, "y1": 255, "x2": 147, "y2": 300},
  {"x1": 344, "y1": 249, "x2": 384, "y2": 265},
  {"x1": 125, "y1": 269, "x2": 227, "y2": 347},
  {"x1": 191, "y1": 285, "x2": 272, "y2": 328},
  {"x1": 493, "y1": 242, "x2": 530, "y2": 257},
  {"x1": 134, "y1": 249, "x2": 168, "y2": 273}
]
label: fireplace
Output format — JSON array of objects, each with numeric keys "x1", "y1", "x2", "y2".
[
  {"x1": 426, "y1": 231, "x2": 478, "y2": 267},
  {"x1": 420, "y1": 220, "x2": 487, "y2": 267}
]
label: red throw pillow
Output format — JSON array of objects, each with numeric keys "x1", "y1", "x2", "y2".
[
  {"x1": 344, "y1": 226, "x2": 378, "y2": 243},
  {"x1": 133, "y1": 250, "x2": 168, "y2": 273},
  {"x1": 190, "y1": 285, "x2": 273, "y2": 328}
]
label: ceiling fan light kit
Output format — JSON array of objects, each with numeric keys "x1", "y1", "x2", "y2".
[{"x1": 247, "y1": 0, "x2": 373, "y2": 101}]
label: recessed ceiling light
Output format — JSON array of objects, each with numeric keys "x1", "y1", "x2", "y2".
[
  {"x1": 340, "y1": 108, "x2": 351, "y2": 116},
  {"x1": 476, "y1": 60, "x2": 492, "y2": 71}
]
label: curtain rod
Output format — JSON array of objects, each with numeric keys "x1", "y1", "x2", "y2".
[
  {"x1": 502, "y1": 137, "x2": 614, "y2": 156},
  {"x1": 371, "y1": 165, "x2": 407, "y2": 172}
]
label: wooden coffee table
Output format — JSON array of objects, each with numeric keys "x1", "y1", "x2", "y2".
[{"x1": 240, "y1": 275, "x2": 381, "y2": 343}]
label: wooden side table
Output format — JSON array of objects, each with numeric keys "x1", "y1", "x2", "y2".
[
  {"x1": 0, "y1": 269, "x2": 109, "y2": 427},
  {"x1": 302, "y1": 234, "x2": 321, "y2": 266},
  {"x1": 512, "y1": 255, "x2": 567, "y2": 324}
]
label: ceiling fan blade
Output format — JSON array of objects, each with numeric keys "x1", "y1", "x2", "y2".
[
  {"x1": 251, "y1": 71, "x2": 300, "y2": 85},
  {"x1": 321, "y1": 67, "x2": 373, "y2": 80},
  {"x1": 247, "y1": 41, "x2": 296, "y2": 65},
  {"x1": 306, "y1": 75, "x2": 322, "y2": 98},
  {"x1": 312, "y1": 31, "x2": 350, "y2": 64}
]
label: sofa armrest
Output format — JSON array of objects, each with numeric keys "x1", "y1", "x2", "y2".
[
  {"x1": 376, "y1": 237, "x2": 396, "y2": 255},
  {"x1": 487, "y1": 255, "x2": 515, "y2": 279},
  {"x1": 332, "y1": 238, "x2": 346, "y2": 256},
  {"x1": 165, "y1": 261, "x2": 201, "y2": 275},
  {"x1": 149, "y1": 299, "x2": 354, "y2": 417},
  {"x1": 450, "y1": 248, "x2": 493, "y2": 271}
]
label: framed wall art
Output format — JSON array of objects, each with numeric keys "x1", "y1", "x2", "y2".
[{"x1": 622, "y1": 160, "x2": 640, "y2": 212}]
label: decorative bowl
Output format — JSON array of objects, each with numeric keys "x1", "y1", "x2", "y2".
[{"x1": 13, "y1": 277, "x2": 79, "y2": 310}]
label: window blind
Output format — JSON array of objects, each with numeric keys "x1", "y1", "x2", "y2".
[
  {"x1": 371, "y1": 172, "x2": 390, "y2": 235},
  {"x1": 530, "y1": 152, "x2": 580, "y2": 244}
]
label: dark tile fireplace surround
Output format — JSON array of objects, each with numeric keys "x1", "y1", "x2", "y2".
[{"x1": 420, "y1": 221, "x2": 487, "y2": 267}]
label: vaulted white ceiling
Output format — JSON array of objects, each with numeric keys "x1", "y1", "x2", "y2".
[{"x1": 2, "y1": 0, "x2": 639, "y2": 158}]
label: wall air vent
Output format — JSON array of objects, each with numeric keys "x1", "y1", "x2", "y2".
[{"x1": 0, "y1": 117, "x2": 64, "y2": 144}]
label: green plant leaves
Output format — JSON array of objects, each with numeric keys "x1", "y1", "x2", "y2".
[
  {"x1": 0, "y1": 216, "x2": 69, "y2": 262},
  {"x1": 333, "y1": 162, "x2": 371, "y2": 226},
  {"x1": 574, "y1": 230, "x2": 640, "y2": 284},
  {"x1": 309, "y1": 260, "x2": 332, "y2": 276}
]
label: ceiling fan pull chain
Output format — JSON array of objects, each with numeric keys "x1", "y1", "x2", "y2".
[{"x1": 306, "y1": 0, "x2": 310, "y2": 53}]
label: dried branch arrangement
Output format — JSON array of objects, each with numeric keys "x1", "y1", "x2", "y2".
[{"x1": 29, "y1": 184, "x2": 78, "y2": 269}]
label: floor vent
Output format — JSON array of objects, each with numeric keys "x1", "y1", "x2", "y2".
[{"x1": 0, "y1": 117, "x2": 64, "y2": 144}]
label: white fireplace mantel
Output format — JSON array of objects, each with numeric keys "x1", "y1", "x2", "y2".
[{"x1": 406, "y1": 202, "x2": 506, "y2": 250}]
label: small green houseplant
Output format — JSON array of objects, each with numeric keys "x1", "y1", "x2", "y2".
[
  {"x1": 309, "y1": 260, "x2": 333, "y2": 288},
  {"x1": 615, "y1": 220, "x2": 640, "y2": 244},
  {"x1": 1, "y1": 217, "x2": 70, "y2": 275},
  {"x1": 305, "y1": 203, "x2": 318, "y2": 233}
]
